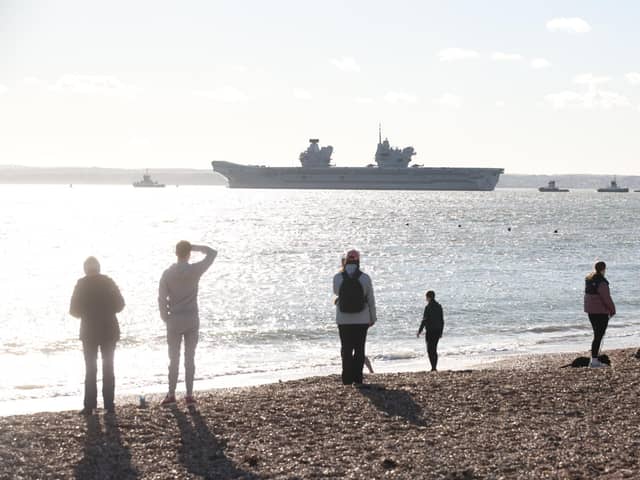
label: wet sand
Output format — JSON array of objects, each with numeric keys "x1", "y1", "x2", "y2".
[{"x1": 2, "y1": 348, "x2": 640, "y2": 479}]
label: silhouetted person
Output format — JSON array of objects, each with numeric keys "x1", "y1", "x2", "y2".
[
  {"x1": 333, "y1": 249, "x2": 377, "y2": 385},
  {"x1": 70, "y1": 256, "x2": 125, "y2": 415},
  {"x1": 584, "y1": 261, "x2": 616, "y2": 368},
  {"x1": 417, "y1": 290, "x2": 444, "y2": 371},
  {"x1": 159, "y1": 241, "x2": 217, "y2": 407}
]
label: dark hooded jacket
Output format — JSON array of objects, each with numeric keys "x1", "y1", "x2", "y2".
[{"x1": 70, "y1": 274, "x2": 125, "y2": 343}]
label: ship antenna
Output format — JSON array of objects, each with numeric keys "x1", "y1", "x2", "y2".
[{"x1": 378, "y1": 123, "x2": 382, "y2": 144}]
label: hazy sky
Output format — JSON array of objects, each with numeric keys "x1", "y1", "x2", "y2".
[{"x1": 1, "y1": 0, "x2": 639, "y2": 174}]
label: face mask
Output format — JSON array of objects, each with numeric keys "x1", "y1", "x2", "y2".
[{"x1": 345, "y1": 264, "x2": 358, "y2": 275}]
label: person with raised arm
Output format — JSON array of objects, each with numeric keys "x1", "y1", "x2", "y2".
[{"x1": 158, "y1": 241, "x2": 217, "y2": 407}]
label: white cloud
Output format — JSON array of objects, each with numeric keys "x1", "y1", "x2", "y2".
[
  {"x1": 23, "y1": 76, "x2": 48, "y2": 87},
  {"x1": 544, "y1": 90, "x2": 630, "y2": 110},
  {"x1": 194, "y1": 86, "x2": 249, "y2": 103},
  {"x1": 437, "y1": 48, "x2": 480, "y2": 62},
  {"x1": 434, "y1": 93, "x2": 463, "y2": 109},
  {"x1": 496, "y1": 100, "x2": 506, "y2": 108},
  {"x1": 330, "y1": 56, "x2": 361, "y2": 72},
  {"x1": 0, "y1": 84, "x2": 7, "y2": 95},
  {"x1": 544, "y1": 91, "x2": 583, "y2": 109},
  {"x1": 293, "y1": 88, "x2": 313, "y2": 100},
  {"x1": 546, "y1": 17, "x2": 591, "y2": 33},
  {"x1": 51, "y1": 74, "x2": 137, "y2": 96},
  {"x1": 491, "y1": 52, "x2": 523, "y2": 62},
  {"x1": 531, "y1": 58, "x2": 552, "y2": 69},
  {"x1": 354, "y1": 96, "x2": 374, "y2": 104},
  {"x1": 219, "y1": 64, "x2": 249, "y2": 74},
  {"x1": 625, "y1": 72, "x2": 640, "y2": 85},
  {"x1": 573, "y1": 73, "x2": 611, "y2": 87},
  {"x1": 384, "y1": 91, "x2": 417, "y2": 104}
]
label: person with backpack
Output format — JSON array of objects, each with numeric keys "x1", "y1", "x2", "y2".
[
  {"x1": 584, "y1": 261, "x2": 616, "y2": 368},
  {"x1": 333, "y1": 249, "x2": 377, "y2": 385},
  {"x1": 416, "y1": 290, "x2": 444, "y2": 371},
  {"x1": 69, "y1": 256, "x2": 125, "y2": 415}
]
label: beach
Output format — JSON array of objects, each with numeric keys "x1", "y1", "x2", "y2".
[{"x1": 1, "y1": 348, "x2": 639, "y2": 479}]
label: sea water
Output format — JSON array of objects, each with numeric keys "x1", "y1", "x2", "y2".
[{"x1": 1, "y1": 185, "x2": 639, "y2": 415}]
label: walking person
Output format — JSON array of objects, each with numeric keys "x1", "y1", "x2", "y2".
[
  {"x1": 69, "y1": 256, "x2": 125, "y2": 415},
  {"x1": 584, "y1": 261, "x2": 616, "y2": 368},
  {"x1": 333, "y1": 249, "x2": 376, "y2": 385},
  {"x1": 416, "y1": 290, "x2": 444, "y2": 372},
  {"x1": 158, "y1": 241, "x2": 217, "y2": 406}
]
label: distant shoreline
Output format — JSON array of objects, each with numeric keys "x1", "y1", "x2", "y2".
[
  {"x1": 2, "y1": 166, "x2": 640, "y2": 188},
  {"x1": 0, "y1": 166, "x2": 226, "y2": 186}
]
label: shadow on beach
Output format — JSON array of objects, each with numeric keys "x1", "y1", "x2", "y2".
[
  {"x1": 357, "y1": 385, "x2": 427, "y2": 427},
  {"x1": 171, "y1": 407, "x2": 261, "y2": 479},
  {"x1": 74, "y1": 413, "x2": 138, "y2": 480}
]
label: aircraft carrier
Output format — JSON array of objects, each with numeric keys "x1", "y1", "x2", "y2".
[{"x1": 212, "y1": 130, "x2": 503, "y2": 191}]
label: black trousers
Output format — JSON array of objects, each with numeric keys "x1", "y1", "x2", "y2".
[
  {"x1": 82, "y1": 340, "x2": 116, "y2": 410},
  {"x1": 338, "y1": 324, "x2": 369, "y2": 385},
  {"x1": 425, "y1": 333, "x2": 441, "y2": 371},
  {"x1": 588, "y1": 314, "x2": 609, "y2": 358}
]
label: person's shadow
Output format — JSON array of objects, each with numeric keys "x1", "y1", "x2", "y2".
[
  {"x1": 74, "y1": 412, "x2": 138, "y2": 479},
  {"x1": 171, "y1": 407, "x2": 260, "y2": 479},
  {"x1": 357, "y1": 385, "x2": 427, "y2": 426}
]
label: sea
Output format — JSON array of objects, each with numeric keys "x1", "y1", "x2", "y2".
[{"x1": 1, "y1": 185, "x2": 639, "y2": 415}]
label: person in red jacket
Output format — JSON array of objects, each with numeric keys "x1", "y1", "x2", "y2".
[
  {"x1": 583, "y1": 261, "x2": 616, "y2": 368},
  {"x1": 70, "y1": 257, "x2": 125, "y2": 414}
]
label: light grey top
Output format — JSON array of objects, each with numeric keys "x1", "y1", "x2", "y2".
[
  {"x1": 333, "y1": 269, "x2": 377, "y2": 326},
  {"x1": 158, "y1": 245, "x2": 217, "y2": 333}
]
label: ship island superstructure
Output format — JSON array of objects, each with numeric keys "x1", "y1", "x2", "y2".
[{"x1": 212, "y1": 129, "x2": 504, "y2": 191}]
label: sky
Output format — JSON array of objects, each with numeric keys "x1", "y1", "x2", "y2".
[{"x1": 1, "y1": 0, "x2": 639, "y2": 174}]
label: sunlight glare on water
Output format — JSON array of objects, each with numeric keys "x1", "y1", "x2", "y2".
[{"x1": 1, "y1": 185, "x2": 639, "y2": 411}]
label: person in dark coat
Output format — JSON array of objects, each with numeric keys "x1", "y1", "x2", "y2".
[
  {"x1": 416, "y1": 290, "x2": 444, "y2": 371},
  {"x1": 70, "y1": 256, "x2": 125, "y2": 414}
]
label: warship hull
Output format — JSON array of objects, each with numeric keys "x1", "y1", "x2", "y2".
[{"x1": 212, "y1": 161, "x2": 504, "y2": 191}]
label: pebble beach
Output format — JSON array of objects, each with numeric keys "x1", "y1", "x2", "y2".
[{"x1": 2, "y1": 348, "x2": 640, "y2": 479}]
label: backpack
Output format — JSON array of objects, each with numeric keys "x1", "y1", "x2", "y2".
[
  {"x1": 560, "y1": 354, "x2": 611, "y2": 368},
  {"x1": 338, "y1": 270, "x2": 366, "y2": 313}
]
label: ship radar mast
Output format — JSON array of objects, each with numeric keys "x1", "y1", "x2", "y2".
[{"x1": 374, "y1": 125, "x2": 416, "y2": 168}]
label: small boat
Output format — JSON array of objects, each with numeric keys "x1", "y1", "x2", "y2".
[
  {"x1": 597, "y1": 178, "x2": 628, "y2": 193},
  {"x1": 133, "y1": 171, "x2": 165, "y2": 188},
  {"x1": 538, "y1": 180, "x2": 569, "y2": 192}
]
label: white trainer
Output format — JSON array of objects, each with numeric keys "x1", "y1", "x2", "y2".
[{"x1": 589, "y1": 358, "x2": 608, "y2": 368}]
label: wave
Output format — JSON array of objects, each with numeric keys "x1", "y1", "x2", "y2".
[
  {"x1": 371, "y1": 352, "x2": 422, "y2": 362},
  {"x1": 524, "y1": 325, "x2": 585, "y2": 334}
]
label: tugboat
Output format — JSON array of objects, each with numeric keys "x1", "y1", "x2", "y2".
[
  {"x1": 538, "y1": 180, "x2": 569, "y2": 192},
  {"x1": 597, "y1": 177, "x2": 628, "y2": 193},
  {"x1": 133, "y1": 170, "x2": 165, "y2": 188}
]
